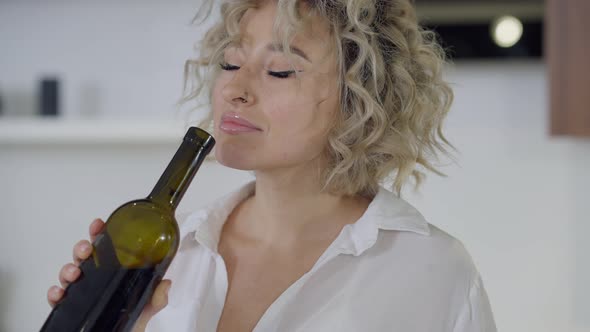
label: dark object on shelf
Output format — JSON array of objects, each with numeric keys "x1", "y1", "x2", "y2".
[
  {"x1": 39, "y1": 78, "x2": 60, "y2": 116},
  {"x1": 424, "y1": 21, "x2": 543, "y2": 60}
]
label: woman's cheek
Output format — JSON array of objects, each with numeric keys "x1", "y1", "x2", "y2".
[
  {"x1": 264, "y1": 98, "x2": 301, "y2": 131},
  {"x1": 211, "y1": 80, "x2": 227, "y2": 119}
]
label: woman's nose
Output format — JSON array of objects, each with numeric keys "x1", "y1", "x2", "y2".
[{"x1": 221, "y1": 69, "x2": 255, "y2": 106}]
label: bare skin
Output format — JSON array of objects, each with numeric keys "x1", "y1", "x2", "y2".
[{"x1": 215, "y1": 194, "x2": 369, "y2": 332}]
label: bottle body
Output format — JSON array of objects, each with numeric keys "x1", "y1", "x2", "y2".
[
  {"x1": 40, "y1": 127, "x2": 214, "y2": 332},
  {"x1": 41, "y1": 200, "x2": 179, "y2": 332}
]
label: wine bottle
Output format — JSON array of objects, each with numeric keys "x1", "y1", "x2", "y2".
[{"x1": 40, "y1": 127, "x2": 215, "y2": 332}]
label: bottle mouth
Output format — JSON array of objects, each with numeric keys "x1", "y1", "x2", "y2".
[{"x1": 184, "y1": 127, "x2": 215, "y2": 153}]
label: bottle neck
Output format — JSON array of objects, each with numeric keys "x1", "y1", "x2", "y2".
[{"x1": 147, "y1": 133, "x2": 213, "y2": 211}]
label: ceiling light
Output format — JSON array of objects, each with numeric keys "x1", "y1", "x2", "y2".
[{"x1": 491, "y1": 16, "x2": 523, "y2": 48}]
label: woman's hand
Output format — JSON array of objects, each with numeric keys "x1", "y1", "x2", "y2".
[{"x1": 46, "y1": 218, "x2": 170, "y2": 332}]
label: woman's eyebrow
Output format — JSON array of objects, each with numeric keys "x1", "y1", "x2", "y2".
[{"x1": 266, "y1": 43, "x2": 311, "y2": 63}]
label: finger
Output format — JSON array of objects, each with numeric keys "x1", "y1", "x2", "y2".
[
  {"x1": 72, "y1": 240, "x2": 93, "y2": 265},
  {"x1": 89, "y1": 218, "x2": 105, "y2": 242},
  {"x1": 132, "y1": 280, "x2": 171, "y2": 331},
  {"x1": 47, "y1": 285, "x2": 64, "y2": 307},
  {"x1": 59, "y1": 263, "x2": 81, "y2": 288},
  {"x1": 150, "y1": 279, "x2": 171, "y2": 312}
]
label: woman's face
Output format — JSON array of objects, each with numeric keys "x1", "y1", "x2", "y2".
[{"x1": 211, "y1": 1, "x2": 340, "y2": 173}]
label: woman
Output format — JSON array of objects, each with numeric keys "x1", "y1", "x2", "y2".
[{"x1": 47, "y1": 0, "x2": 496, "y2": 331}]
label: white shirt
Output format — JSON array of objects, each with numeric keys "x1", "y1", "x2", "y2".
[{"x1": 146, "y1": 182, "x2": 496, "y2": 332}]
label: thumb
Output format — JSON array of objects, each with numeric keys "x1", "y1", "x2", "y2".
[
  {"x1": 150, "y1": 279, "x2": 171, "y2": 312},
  {"x1": 132, "y1": 280, "x2": 171, "y2": 332}
]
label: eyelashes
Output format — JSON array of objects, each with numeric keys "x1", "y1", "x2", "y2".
[
  {"x1": 219, "y1": 62, "x2": 297, "y2": 79},
  {"x1": 219, "y1": 62, "x2": 240, "y2": 71},
  {"x1": 268, "y1": 70, "x2": 296, "y2": 79}
]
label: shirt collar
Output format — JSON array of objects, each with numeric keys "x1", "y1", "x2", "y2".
[
  {"x1": 334, "y1": 185, "x2": 431, "y2": 256},
  {"x1": 178, "y1": 181, "x2": 430, "y2": 255},
  {"x1": 178, "y1": 181, "x2": 256, "y2": 253}
]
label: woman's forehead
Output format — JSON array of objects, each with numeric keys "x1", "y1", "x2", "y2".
[
  {"x1": 238, "y1": 2, "x2": 331, "y2": 42},
  {"x1": 233, "y1": 3, "x2": 333, "y2": 60}
]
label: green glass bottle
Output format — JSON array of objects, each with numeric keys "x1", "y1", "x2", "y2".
[{"x1": 40, "y1": 127, "x2": 215, "y2": 332}]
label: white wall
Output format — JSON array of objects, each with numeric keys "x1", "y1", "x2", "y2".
[
  {"x1": 412, "y1": 62, "x2": 590, "y2": 332},
  {"x1": 1, "y1": 2, "x2": 590, "y2": 332},
  {"x1": 0, "y1": 0, "x2": 212, "y2": 119}
]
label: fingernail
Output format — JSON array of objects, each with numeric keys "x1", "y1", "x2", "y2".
[
  {"x1": 67, "y1": 266, "x2": 77, "y2": 274},
  {"x1": 51, "y1": 286, "x2": 61, "y2": 295},
  {"x1": 80, "y1": 243, "x2": 90, "y2": 252}
]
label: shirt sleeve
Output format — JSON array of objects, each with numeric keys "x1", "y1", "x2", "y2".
[{"x1": 453, "y1": 274, "x2": 497, "y2": 332}]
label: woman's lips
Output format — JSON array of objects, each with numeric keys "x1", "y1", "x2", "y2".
[{"x1": 219, "y1": 112, "x2": 262, "y2": 134}]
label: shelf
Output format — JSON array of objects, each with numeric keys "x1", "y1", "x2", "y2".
[{"x1": 0, "y1": 117, "x2": 192, "y2": 145}]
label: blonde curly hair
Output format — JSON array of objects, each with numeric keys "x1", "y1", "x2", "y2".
[{"x1": 181, "y1": 0, "x2": 454, "y2": 197}]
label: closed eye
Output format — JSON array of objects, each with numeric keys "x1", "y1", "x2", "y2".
[
  {"x1": 268, "y1": 70, "x2": 296, "y2": 79},
  {"x1": 219, "y1": 62, "x2": 239, "y2": 71},
  {"x1": 220, "y1": 62, "x2": 300, "y2": 79}
]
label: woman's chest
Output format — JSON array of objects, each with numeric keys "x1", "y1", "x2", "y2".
[
  {"x1": 215, "y1": 259, "x2": 309, "y2": 332},
  {"x1": 150, "y1": 244, "x2": 461, "y2": 332},
  {"x1": 215, "y1": 238, "x2": 327, "y2": 332}
]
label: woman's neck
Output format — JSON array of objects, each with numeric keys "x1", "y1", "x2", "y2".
[{"x1": 228, "y1": 164, "x2": 371, "y2": 249}]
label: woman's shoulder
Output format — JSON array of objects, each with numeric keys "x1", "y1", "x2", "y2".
[
  {"x1": 404, "y1": 222, "x2": 477, "y2": 269},
  {"x1": 360, "y1": 187, "x2": 479, "y2": 279},
  {"x1": 370, "y1": 218, "x2": 481, "y2": 288},
  {"x1": 357, "y1": 187, "x2": 480, "y2": 284},
  {"x1": 362, "y1": 223, "x2": 495, "y2": 331}
]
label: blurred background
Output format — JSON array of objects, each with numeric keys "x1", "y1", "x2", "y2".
[{"x1": 1, "y1": 0, "x2": 589, "y2": 331}]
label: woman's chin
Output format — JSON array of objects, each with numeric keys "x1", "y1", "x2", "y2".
[{"x1": 215, "y1": 148, "x2": 257, "y2": 171}]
